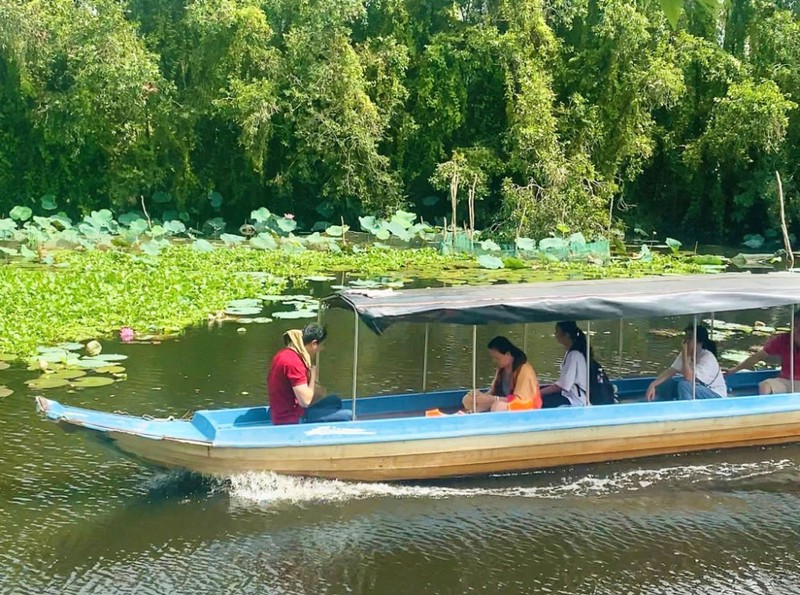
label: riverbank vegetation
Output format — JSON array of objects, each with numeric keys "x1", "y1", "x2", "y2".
[
  {"x1": 0, "y1": 245, "x2": 705, "y2": 359},
  {"x1": 1, "y1": 0, "x2": 799, "y2": 243}
]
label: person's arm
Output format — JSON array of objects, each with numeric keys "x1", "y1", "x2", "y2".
[
  {"x1": 646, "y1": 368, "x2": 679, "y2": 401},
  {"x1": 291, "y1": 365, "x2": 318, "y2": 407},
  {"x1": 679, "y1": 341, "x2": 695, "y2": 383},
  {"x1": 725, "y1": 348, "x2": 768, "y2": 376},
  {"x1": 539, "y1": 382, "x2": 562, "y2": 396}
]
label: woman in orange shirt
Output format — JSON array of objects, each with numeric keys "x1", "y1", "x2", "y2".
[{"x1": 462, "y1": 336, "x2": 542, "y2": 412}]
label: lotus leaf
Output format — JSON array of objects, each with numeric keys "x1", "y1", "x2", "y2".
[
  {"x1": 0, "y1": 246, "x2": 18, "y2": 256},
  {"x1": 0, "y1": 353, "x2": 15, "y2": 361},
  {"x1": 666, "y1": 237, "x2": 682, "y2": 252},
  {"x1": 325, "y1": 225, "x2": 348, "y2": 237},
  {"x1": 208, "y1": 191, "x2": 224, "y2": 209},
  {"x1": 56, "y1": 342, "x2": 85, "y2": 352},
  {"x1": 516, "y1": 238, "x2": 536, "y2": 252},
  {"x1": 40, "y1": 195, "x2": 57, "y2": 211},
  {"x1": 481, "y1": 239, "x2": 501, "y2": 252},
  {"x1": 251, "y1": 207, "x2": 272, "y2": 222},
  {"x1": 221, "y1": 233, "x2": 246, "y2": 246},
  {"x1": 273, "y1": 309, "x2": 317, "y2": 319},
  {"x1": 276, "y1": 217, "x2": 298, "y2": 234},
  {"x1": 20, "y1": 246, "x2": 36, "y2": 260},
  {"x1": 51, "y1": 369, "x2": 87, "y2": 380},
  {"x1": 375, "y1": 228, "x2": 391, "y2": 241},
  {"x1": 141, "y1": 240, "x2": 166, "y2": 257},
  {"x1": 0, "y1": 218, "x2": 17, "y2": 232},
  {"x1": 192, "y1": 239, "x2": 214, "y2": 253},
  {"x1": 27, "y1": 376, "x2": 70, "y2": 389},
  {"x1": 10, "y1": 206, "x2": 32, "y2": 221},
  {"x1": 391, "y1": 210, "x2": 417, "y2": 228},
  {"x1": 85, "y1": 340, "x2": 102, "y2": 356},
  {"x1": 77, "y1": 358, "x2": 110, "y2": 369},
  {"x1": 37, "y1": 350, "x2": 70, "y2": 363},
  {"x1": 387, "y1": 221, "x2": 411, "y2": 241},
  {"x1": 0, "y1": 362, "x2": 9, "y2": 371},
  {"x1": 97, "y1": 365, "x2": 126, "y2": 374},
  {"x1": 0, "y1": 386, "x2": 12, "y2": 398},
  {"x1": 358, "y1": 215, "x2": 380, "y2": 233},
  {"x1": 72, "y1": 377, "x2": 116, "y2": 388},
  {"x1": 118, "y1": 212, "x2": 142, "y2": 226},
  {"x1": 250, "y1": 233, "x2": 277, "y2": 250},
  {"x1": 477, "y1": 255, "x2": 504, "y2": 270},
  {"x1": 94, "y1": 354, "x2": 129, "y2": 362},
  {"x1": 225, "y1": 306, "x2": 263, "y2": 316}
]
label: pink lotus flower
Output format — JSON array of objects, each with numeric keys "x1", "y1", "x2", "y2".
[
  {"x1": 120, "y1": 327, "x2": 135, "y2": 343},
  {"x1": 284, "y1": 213, "x2": 294, "y2": 220}
]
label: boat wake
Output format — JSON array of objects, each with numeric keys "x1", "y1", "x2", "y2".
[{"x1": 223, "y1": 458, "x2": 799, "y2": 506}]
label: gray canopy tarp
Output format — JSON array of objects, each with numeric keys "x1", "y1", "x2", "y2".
[{"x1": 328, "y1": 271, "x2": 800, "y2": 334}]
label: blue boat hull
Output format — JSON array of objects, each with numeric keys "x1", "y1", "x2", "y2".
[{"x1": 36, "y1": 370, "x2": 800, "y2": 481}]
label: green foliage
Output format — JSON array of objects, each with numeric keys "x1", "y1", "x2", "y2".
[{"x1": 1, "y1": 0, "x2": 800, "y2": 243}]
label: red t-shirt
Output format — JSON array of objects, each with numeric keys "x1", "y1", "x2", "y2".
[
  {"x1": 764, "y1": 333, "x2": 800, "y2": 380},
  {"x1": 267, "y1": 348, "x2": 309, "y2": 425}
]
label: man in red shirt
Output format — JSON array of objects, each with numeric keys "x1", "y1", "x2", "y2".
[
  {"x1": 267, "y1": 324, "x2": 352, "y2": 425},
  {"x1": 726, "y1": 309, "x2": 800, "y2": 394}
]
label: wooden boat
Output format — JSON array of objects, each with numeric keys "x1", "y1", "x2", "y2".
[{"x1": 36, "y1": 272, "x2": 800, "y2": 481}]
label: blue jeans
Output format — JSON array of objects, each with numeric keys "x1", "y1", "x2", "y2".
[
  {"x1": 657, "y1": 379, "x2": 723, "y2": 401},
  {"x1": 301, "y1": 395, "x2": 353, "y2": 423}
]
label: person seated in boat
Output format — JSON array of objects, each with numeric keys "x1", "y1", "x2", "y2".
[
  {"x1": 267, "y1": 323, "x2": 353, "y2": 425},
  {"x1": 538, "y1": 321, "x2": 593, "y2": 408},
  {"x1": 724, "y1": 309, "x2": 800, "y2": 395},
  {"x1": 646, "y1": 324, "x2": 727, "y2": 401},
  {"x1": 462, "y1": 336, "x2": 541, "y2": 413}
]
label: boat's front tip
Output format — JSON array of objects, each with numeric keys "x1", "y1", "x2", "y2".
[{"x1": 35, "y1": 395, "x2": 66, "y2": 420}]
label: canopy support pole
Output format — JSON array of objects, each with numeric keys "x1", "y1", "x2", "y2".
[
  {"x1": 710, "y1": 312, "x2": 715, "y2": 341},
  {"x1": 789, "y1": 308, "x2": 797, "y2": 392},
  {"x1": 351, "y1": 310, "x2": 359, "y2": 420},
  {"x1": 692, "y1": 315, "x2": 698, "y2": 400},
  {"x1": 618, "y1": 319, "x2": 623, "y2": 373},
  {"x1": 585, "y1": 321, "x2": 592, "y2": 407},
  {"x1": 523, "y1": 323, "x2": 529, "y2": 355},
  {"x1": 472, "y1": 326, "x2": 477, "y2": 412},
  {"x1": 422, "y1": 323, "x2": 430, "y2": 393},
  {"x1": 316, "y1": 301, "x2": 324, "y2": 380}
]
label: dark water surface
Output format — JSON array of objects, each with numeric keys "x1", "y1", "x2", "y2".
[{"x1": 2, "y1": 291, "x2": 800, "y2": 594}]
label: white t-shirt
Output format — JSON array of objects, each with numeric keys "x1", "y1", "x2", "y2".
[
  {"x1": 558, "y1": 350, "x2": 588, "y2": 407},
  {"x1": 670, "y1": 348, "x2": 727, "y2": 397}
]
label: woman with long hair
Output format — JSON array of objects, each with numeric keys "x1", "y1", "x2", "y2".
[
  {"x1": 539, "y1": 321, "x2": 591, "y2": 408},
  {"x1": 462, "y1": 336, "x2": 541, "y2": 413},
  {"x1": 646, "y1": 324, "x2": 727, "y2": 401}
]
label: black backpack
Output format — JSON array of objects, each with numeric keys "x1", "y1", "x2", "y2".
[{"x1": 578, "y1": 359, "x2": 618, "y2": 405}]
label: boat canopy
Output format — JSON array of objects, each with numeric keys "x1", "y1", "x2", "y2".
[{"x1": 330, "y1": 271, "x2": 800, "y2": 334}]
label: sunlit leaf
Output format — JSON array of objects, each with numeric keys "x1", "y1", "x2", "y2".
[
  {"x1": 477, "y1": 254, "x2": 504, "y2": 269},
  {"x1": 250, "y1": 233, "x2": 277, "y2": 250},
  {"x1": 221, "y1": 233, "x2": 246, "y2": 246},
  {"x1": 0, "y1": 386, "x2": 12, "y2": 398},
  {"x1": 251, "y1": 207, "x2": 272, "y2": 222},
  {"x1": 10, "y1": 206, "x2": 32, "y2": 221},
  {"x1": 71, "y1": 376, "x2": 116, "y2": 388},
  {"x1": 192, "y1": 239, "x2": 214, "y2": 253},
  {"x1": 40, "y1": 195, "x2": 57, "y2": 211},
  {"x1": 660, "y1": 0, "x2": 683, "y2": 28}
]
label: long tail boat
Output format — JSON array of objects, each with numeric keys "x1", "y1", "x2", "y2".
[{"x1": 36, "y1": 272, "x2": 800, "y2": 481}]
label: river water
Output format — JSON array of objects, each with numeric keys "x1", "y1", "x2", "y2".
[{"x1": 2, "y1": 288, "x2": 799, "y2": 594}]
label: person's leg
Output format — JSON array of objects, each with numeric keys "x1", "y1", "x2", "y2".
[
  {"x1": 541, "y1": 394, "x2": 570, "y2": 408},
  {"x1": 462, "y1": 391, "x2": 496, "y2": 413},
  {"x1": 302, "y1": 395, "x2": 347, "y2": 423},
  {"x1": 310, "y1": 409, "x2": 353, "y2": 423},
  {"x1": 655, "y1": 378, "x2": 679, "y2": 401},
  {"x1": 676, "y1": 380, "x2": 721, "y2": 400},
  {"x1": 759, "y1": 377, "x2": 791, "y2": 395}
]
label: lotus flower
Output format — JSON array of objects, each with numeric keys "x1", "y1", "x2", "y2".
[
  {"x1": 284, "y1": 213, "x2": 294, "y2": 220},
  {"x1": 85, "y1": 340, "x2": 102, "y2": 357},
  {"x1": 120, "y1": 327, "x2": 135, "y2": 343}
]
